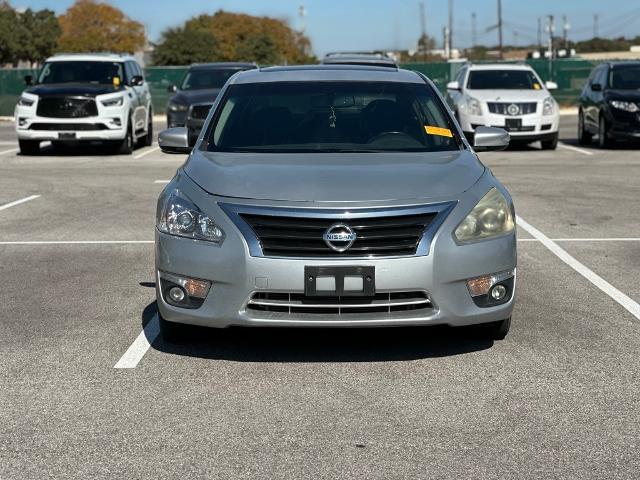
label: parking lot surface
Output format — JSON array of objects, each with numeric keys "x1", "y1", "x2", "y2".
[{"x1": 1, "y1": 116, "x2": 639, "y2": 479}]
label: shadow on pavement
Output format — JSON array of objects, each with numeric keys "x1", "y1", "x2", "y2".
[{"x1": 142, "y1": 301, "x2": 494, "y2": 363}]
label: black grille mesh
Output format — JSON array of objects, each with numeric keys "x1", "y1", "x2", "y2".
[{"x1": 36, "y1": 97, "x2": 98, "y2": 118}]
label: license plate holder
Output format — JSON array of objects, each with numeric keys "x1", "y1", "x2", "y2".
[
  {"x1": 304, "y1": 266, "x2": 375, "y2": 297},
  {"x1": 58, "y1": 132, "x2": 76, "y2": 140},
  {"x1": 505, "y1": 118, "x2": 522, "y2": 131}
]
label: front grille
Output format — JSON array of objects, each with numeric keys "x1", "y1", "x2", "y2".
[
  {"x1": 36, "y1": 97, "x2": 98, "y2": 118},
  {"x1": 498, "y1": 125, "x2": 535, "y2": 132},
  {"x1": 239, "y1": 212, "x2": 437, "y2": 257},
  {"x1": 29, "y1": 123, "x2": 108, "y2": 131},
  {"x1": 189, "y1": 104, "x2": 212, "y2": 120},
  {"x1": 487, "y1": 102, "x2": 537, "y2": 116},
  {"x1": 247, "y1": 291, "x2": 432, "y2": 315}
]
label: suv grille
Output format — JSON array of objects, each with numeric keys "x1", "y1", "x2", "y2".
[
  {"x1": 247, "y1": 291, "x2": 432, "y2": 315},
  {"x1": 487, "y1": 102, "x2": 537, "y2": 116},
  {"x1": 36, "y1": 97, "x2": 98, "y2": 118},
  {"x1": 239, "y1": 212, "x2": 437, "y2": 257},
  {"x1": 190, "y1": 104, "x2": 212, "y2": 120}
]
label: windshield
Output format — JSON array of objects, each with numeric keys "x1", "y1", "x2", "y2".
[
  {"x1": 467, "y1": 70, "x2": 541, "y2": 90},
  {"x1": 609, "y1": 66, "x2": 640, "y2": 90},
  {"x1": 38, "y1": 61, "x2": 124, "y2": 85},
  {"x1": 207, "y1": 81, "x2": 460, "y2": 153},
  {"x1": 181, "y1": 69, "x2": 247, "y2": 90}
]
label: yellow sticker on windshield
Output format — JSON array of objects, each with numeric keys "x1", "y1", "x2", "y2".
[
  {"x1": 425, "y1": 125, "x2": 453, "y2": 137},
  {"x1": 113, "y1": 76, "x2": 121, "y2": 87},
  {"x1": 533, "y1": 83, "x2": 541, "y2": 90}
]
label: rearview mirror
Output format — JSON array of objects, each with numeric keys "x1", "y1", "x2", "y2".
[
  {"x1": 473, "y1": 126, "x2": 510, "y2": 152},
  {"x1": 591, "y1": 83, "x2": 602, "y2": 92},
  {"x1": 24, "y1": 75, "x2": 33, "y2": 86},
  {"x1": 446, "y1": 81, "x2": 460, "y2": 91},
  {"x1": 158, "y1": 127, "x2": 191, "y2": 154},
  {"x1": 545, "y1": 81, "x2": 558, "y2": 90},
  {"x1": 167, "y1": 85, "x2": 177, "y2": 93}
]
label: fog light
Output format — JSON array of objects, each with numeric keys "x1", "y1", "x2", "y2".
[
  {"x1": 491, "y1": 284, "x2": 507, "y2": 301},
  {"x1": 169, "y1": 286, "x2": 185, "y2": 303},
  {"x1": 467, "y1": 269, "x2": 515, "y2": 297},
  {"x1": 18, "y1": 117, "x2": 27, "y2": 126}
]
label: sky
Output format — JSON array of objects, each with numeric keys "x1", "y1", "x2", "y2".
[{"x1": 13, "y1": 0, "x2": 640, "y2": 55}]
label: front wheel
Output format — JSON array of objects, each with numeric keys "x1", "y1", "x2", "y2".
[
  {"x1": 598, "y1": 115, "x2": 613, "y2": 149},
  {"x1": 18, "y1": 139, "x2": 40, "y2": 155},
  {"x1": 143, "y1": 110, "x2": 153, "y2": 147},
  {"x1": 541, "y1": 133, "x2": 558, "y2": 150},
  {"x1": 578, "y1": 110, "x2": 593, "y2": 145},
  {"x1": 116, "y1": 122, "x2": 134, "y2": 155}
]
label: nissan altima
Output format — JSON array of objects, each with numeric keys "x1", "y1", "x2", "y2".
[{"x1": 156, "y1": 65, "x2": 516, "y2": 342}]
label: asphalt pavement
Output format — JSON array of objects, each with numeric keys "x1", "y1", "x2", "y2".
[{"x1": 1, "y1": 116, "x2": 639, "y2": 479}]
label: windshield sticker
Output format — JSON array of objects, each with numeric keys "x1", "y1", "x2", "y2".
[
  {"x1": 533, "y1": 83, "x2": 541, "y2": 90},
  {"x1": 425, "y1": 125, "x2": 453, "y2": 138},
  {"x1": 113, "y1": 76, "x2": 121, "y2": 87}
]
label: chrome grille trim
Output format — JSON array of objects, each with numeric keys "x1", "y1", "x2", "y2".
[{"x1": 487, "y1": 102, "x2": 537, "y2": 116}]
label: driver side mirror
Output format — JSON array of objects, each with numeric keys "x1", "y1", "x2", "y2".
[
  {"x1": 167, "y1": 85, "x2": 177, "y2": 93},
  {"x1": 591, "y1": 83, "x2": 602, "y2": 92},
  {"x1": 446, "y1": 80, "x2": 461, "y2": 91},
  {"x1": 473, "y1": 126, "x2": 510, "y2": 152},
  {"x1": 24, "y1": 75, "x2": 33, "y2": 86},
  {"x1": 158, "y1": 127, "x2": 191, "y2": 154},
  {"x1": 130, "y1": 75, "x2": 144, "y2": 87},
  {"x1": 545, "y1": 81, "x2": 558, "y2": 90}
]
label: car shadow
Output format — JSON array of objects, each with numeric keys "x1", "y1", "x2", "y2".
[
  {"x1": 18, "y1": 142, "x2": 146, "y2": 157},
  {"x1": 559, "y1": 136, "x2": 640, "y2": 151},
  {"x1": 141, "y1": 301, "x2": 494, "y2": 363}
]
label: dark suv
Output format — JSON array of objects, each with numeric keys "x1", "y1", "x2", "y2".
[
  {"x1": 579, "y1": 61, "x2": 640, "y2": 147},
  {"x1": 166, "y1": 62, "x2": 257, "y2": 146}
]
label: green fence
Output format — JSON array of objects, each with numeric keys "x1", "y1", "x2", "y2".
[{"x1": 0, "y1": 59, "x2": 601, "y2": 116}]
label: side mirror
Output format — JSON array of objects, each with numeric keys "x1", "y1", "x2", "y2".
[
  {"x1": 158, "y1": 127, "x2": 191, "y2": 154},
  {"x1": 473, "y1": 126, "x2": 510, "y2": 152},
  {"x1": 545, "y1": 81, "x2": 558, "y2": 90},
  {"x1": 24, "y1": 75, "x2": 33, "y2": 86},
  {"x1": 591, "y1": 83, "x2": 602, "y2": 92},
  {"x1": 446, "y1": 80, "x2": 460, "y2": 91},
  {"x1": 130, "y1": 75, "x2": 144, "y2": 87},
  {"x1": 167, "y1": 85, "x2": 177, "y2": 93}
]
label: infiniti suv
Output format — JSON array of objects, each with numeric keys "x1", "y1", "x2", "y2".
[{"x1": 156, "y1": 65, "x2": 517, "y2": 342}]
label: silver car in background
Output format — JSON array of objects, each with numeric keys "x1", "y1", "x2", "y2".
[{"x1": 156, "y1": 65, "x2": 517, "y2": 342}]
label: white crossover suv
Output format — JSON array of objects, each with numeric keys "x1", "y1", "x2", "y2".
[
  {"x1": 15, "y1": 53, "x2": 153, "y2": 155},
  {"x1": 446, "y1": 64, "x2": 560, "y2": 149}
]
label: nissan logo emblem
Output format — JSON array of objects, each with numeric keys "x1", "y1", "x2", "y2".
[{"x1": 322, "y1": 224, "x2": 357, "y2": 252}]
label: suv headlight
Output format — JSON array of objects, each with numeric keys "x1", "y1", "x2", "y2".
[
  {"x1": 157, "y1": 189, "x2": 225, "y2": 244},
  {"x1": 466, "y1": 96, "x2": 482, "y2": 116},
  {"x1": 454, "y1": 188, "x2": 514, "y2": 244},
  {"x1": 609, "y1": 100, "x2": 639, "y2": 112},
  {"x1": 168, "y1": 102, "x2": 188, "y2": 112},
  {"x1": 17, "y1": 96, "x2": 35, "y2": 107},
  {"x1": 543, "y1": 97, "x2": 555, "y2": 116},
  {"x1": 101, "y1": 96, "x2": 124, "y2": 107}
]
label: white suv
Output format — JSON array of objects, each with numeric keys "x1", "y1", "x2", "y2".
[
  {"x1": 15, "y1": 53, "x2": 153, "y2": 155},
  {"x1": 446, "y1": 64, "x2": 560, "y2": 150}
]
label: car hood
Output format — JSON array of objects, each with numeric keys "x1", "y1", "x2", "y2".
[
  {"x1": 467, "y1": 89, "x2": 550, "y2": 102},
  {"x1": 170, "y1": 89, "x2": 222, "y2": 106},
  {"x1": 184, "y1": 149, "x2": 485, "y2": 202},
  {"x1": 604, "y1": 89, "x2": 640, "y2": 101},
  {"x1": 25, "y1": 83, "x2": 123, "y2": 97}
]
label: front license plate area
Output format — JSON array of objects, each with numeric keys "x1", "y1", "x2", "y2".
[
  {"x1": 305, "y1": 266, "x2": 375, "y2": 297},
  {"x1": 58, "y1": 132, "x2": 76, "y2": 139},
  {"x1": 505, "y1": 118, "x2": 522, "y2": 131}
]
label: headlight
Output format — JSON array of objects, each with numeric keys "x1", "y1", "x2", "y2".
[
  {"x1": 466, "y1": 96, "x2": 482, "y2": 116},
  {"x1": 609, "y1": 100, "x2": 639, "y2": 112},
  {"x1": 157, "y1": 189, "x2": 225, "y2": 244},
  {"x1": 17, "y1": 96, "x2": 35, "y2": 107},
  {"x1": 101, "y1": 96, "x2": 124, "y2": 107},
  {"x1": 454, "y1": 188, "x2": 514, "y2": 244},
  {"x1": 168, "y1": 102, "x2": 188, "y2": 112},
  {"x1": 543, "y1": 97, "x2": 555, "y2": 116}
]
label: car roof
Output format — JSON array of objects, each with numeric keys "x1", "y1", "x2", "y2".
[
  {"x1": 45, "y1": 53, "x2": 137, "y2": 63},
  {"x1": 229, "y1": 65, "x2": 422, "y2": 84},
  {"x1": 466, "y1": 63, "x2": 534, "y2": 71},
  {"x1": 189, "y1": 62, "x2": 257, "y2": 70},
  {"x1": 321, "y1": 52, "x2": 398, "y2": 68},
  {"x1": 607, "y1": 61, "x2": 640, "y2": 68}
]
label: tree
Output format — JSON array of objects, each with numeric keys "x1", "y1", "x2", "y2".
[
  {"x1": 0, "y1": 2, "x2": 22, "y2": 65},
  {"x1": 151, "y1": 27, "x2": 217, "y2": 66},
  {"x1": 58, "y1": 0, "x2": 145, "y2": 54},
  {"x1": 18, "y1": 9, "x2": 60, "y2": 66}
]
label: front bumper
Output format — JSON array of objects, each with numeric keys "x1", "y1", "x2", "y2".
[
  {"x1": 460, "y1": 109, "x2": 559, "y2": 141},
  {"x1": 155, "y1": 174, "x2": 517, "y2": 329}
]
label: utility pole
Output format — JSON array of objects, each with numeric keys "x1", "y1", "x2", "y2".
[
  {"x1": 563, "y1": 15, "x2": 570, "y2": 52},
  {"x1": 513, "y1": 31, "x2": 518, "y2": 47},
  {"x1": 593, "y1": 14, "x2": 599, "y2": 38},
  {"x1": 497, "y1": 0, "x2": 503, "y2": 60},
  {"x1": 443, "y1": 25, "x2": 450, "y2": 59},
  {"x1": 298, "y1": 4, "x2": 306, "y2": 34},
  {"x1": 448, "y1": 0, "x2": 453, "y2": 59},
  {"x1": 537, "y1": 17, "x2": 542, "y2": 49},
  {"x1": 419, "y1": 2, "x2": 427, "y2": 61},
  {"x1": 471, "y1": 12, "x2": 477, "y2": 48},
  {"x1": 547, "y1": 15, "x2": 555, "y2": 80}
]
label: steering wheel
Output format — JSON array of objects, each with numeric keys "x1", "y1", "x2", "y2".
[{"x1": 367, "y1": 131, "x2": 414, "y2": 144}]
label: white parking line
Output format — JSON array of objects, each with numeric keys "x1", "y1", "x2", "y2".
[
  {"x1": 558, "y1": 143, "x2": 594, "y2": 156},
  {"x1": 0, "y1": 148, "x2": 19, "y2": 156},
  {"x1": 0, "y1": 195, "x2": 40, "y2": 212},
  {"x1": 0, "y1": 240, "x2": 152, "y2": 245},
  {"x1": 517, "y1": 215, "x2": 640, "y2": 321},
  {"x1": 518, "y1": 238, "x2": 640, "y2": 242},
  {"x1": 133, "y1": 146, "x2": 160, "y2": 159},
  {"x1": 114, "y1": 314, "x2": 160, "y2": 369},
  {"x1": 154, "y1": 180, "x2": 170, "y2": 184}
]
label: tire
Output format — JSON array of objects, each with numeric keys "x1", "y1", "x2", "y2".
[
  {"x1": 18, "y1": 139, "x2": 39, "y2": 155},
  {"x1": 143, "y1": 109, "x2": 153, "y2": 147},
  {"x1": 116, "y1": 121, "x2": 134, "y2": 155},
  {"x1": 158, "y1": 313, "x2": 184, "y2": 343},
  {"x1": 598, "y1": 114, "x2": 613, "y2": 149},
  {"x1": 578, "y1": 110, "x2": 592, "y2": 145},
  {"x1": 541, "y1": 133, "x2": 558, "y2": 150},
  {"x1": 481, "y1": 317, "x2": 511, "y2": 341}
]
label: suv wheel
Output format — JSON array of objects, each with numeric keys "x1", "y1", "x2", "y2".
[
  {"x1": 598, "y1": 115, "x2": 613, "y2": 149},
  {"x1": 578, "y1": 110, "x2": 592, "y2": 145},
  {"x1": 541, "y1": 133, "x2": 558, "y2": 150},
  {"x1": 117, "y1": 121, "x2": 134, "y2": 155},
  {"x1": 18, "y1": 140, "x2": 40, "y2": 155},
  {"x1": 143, "y1": 110, "x2": 153, "y2": 147}
]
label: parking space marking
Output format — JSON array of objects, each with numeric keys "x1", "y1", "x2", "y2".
[
  {"x1": 0, "y1": 240, "x2": 152, "y2": 245},
  {"x1": 558, "y1": 143, "x2": 594, "y2": 156},
  {"x1": 0, "y1": 195, "x2": 40, "y2": 212},
  {"x1": 133, "y1": 146, "x2": 160, "y2": 159},
  {"x1": 114, "y1": 314, "x2": 160, "y2": 369},
  {"x1": 518, "y1": 238, "x2": 640, "y2": 242},
  {"x1": 154, "y1": 180, "x2": 170, "y2": 184},
  {"x1": 0, "y1": 147, "x2": 19, "y2": 156},
  {"x1": 517, "y1": 215, "x2": 640, "y2": 321}
]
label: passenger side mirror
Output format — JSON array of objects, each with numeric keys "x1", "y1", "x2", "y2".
[
  {"x1": 158, "y1": 127, "x2": 191, "y2": 154},
  {"x1": 24, "y1": 75, "x2": 33, "y2": 86},
  {"x1": 130, "y1": 75, "x2": 144, "y2": 87},
  {"x1": 545, "y1": 81, "x2": 558, "y2": 90},
  {"x1": 167, "y1": 85, "x2": 177, "y2": 93},
  {"x1": 591, "y1": 83, "x2": 602, "y2": 92},
  {"x1": 473, "y1": 126, "x2": 510, "y2": 152},
  {"x1": 446, "y1": 81, "x2": 461, "y2": 91}
]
